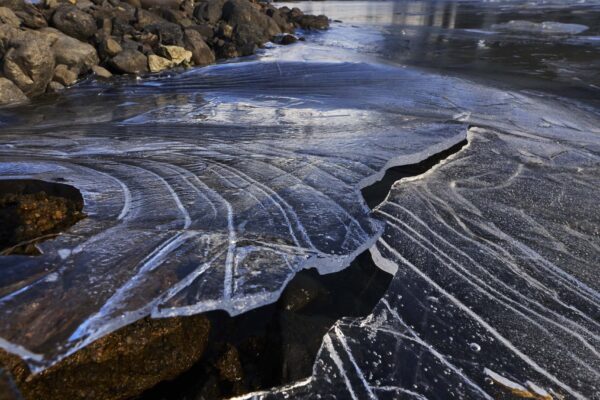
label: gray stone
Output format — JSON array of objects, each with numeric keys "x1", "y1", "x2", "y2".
[
  {"x1": 41, "y1": 28, "x2": 99, "y2": 72},
  {"x1": 183, "y1": 29, "x2": 214, "y2": 66},
  {"x1": 108, "y1": 49, "x2": 148, "y2": 74},
  {"x1": 99, "y1": 37, "x2": 122, "y2": 58},
  {"x1": 193, "y1": 0, "x2": 226, "y2": 24}
]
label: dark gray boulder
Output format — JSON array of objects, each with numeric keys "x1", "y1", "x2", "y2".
[
  {"x1": 221, "y1": 0, "x2": 280, "y2": 55},
  {"x1": 193, "y1": 0, "x2": 226, "y2": 24},
  {"x1": 51, "y1": 5, "x2": 97, "y2": 40},
  {"x1": 183, "y1": 28, "x2": 214, "y2": 66},
  {"x1": 143, "y1": 20, "x2": 183, "y2": 45},
  {"x1": 108, "y1": 48, "x2": 148, "y2": 74}
]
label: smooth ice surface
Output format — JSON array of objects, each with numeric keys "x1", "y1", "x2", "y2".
[{"x1": 0, "y1": 61, "x2": 467, "y2": 369}]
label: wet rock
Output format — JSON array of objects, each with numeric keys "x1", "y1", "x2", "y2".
[
  {"x1": 52, "y1": 64, "x2": 78, "y2": 86},
  {"x1": 41, "y1": 28, "x2": 99, "y2": 72},
  {"x1": 0, "y1": 369, "x2": 22, "y2": 400},
  {"x1": 278, "y1": 33, "x2": 297, "y2": 45},
  {"x1": 51, "y1": 5, "x2": 97, "y2": 40},
  {"x1": 216, "y1": 344, "x2": 244, "y2": 383},
  {"x1": 0, "y1": 314, "x2": 211, "y2": 400},
  {"x1": 148, "y1": 53, "x2": 172, "y2": 72},
  {"x1": 0, "y1": 7, "x2": 20, "y2": 27},
  {"x1": 144, "y1": 20, "x2": 183, "y2": 45},
  {"x1": 2, "y1": 33, "x2": 55, "y2": 96},
  {"x1": 108, "y1": 48, "x2": 148, "y2": 74},
  {"x1": 183, "y1": 28, "x2": 214, "y2": 66},
  {"x1": 193, "y1": 0, "x2": 227, "y2": 24},
  {"x1": 0, "y1": 77, "x2": 27, "y2": 106},
  {"x1": 266, "y1": 7, "x2": 292, "y2": 32},
  {"x1": 91, "y1": 64, "x2": 112, "y2": 78},
  {"x1": 158, "y1": 44, "x2": 191, "y2": 64}
]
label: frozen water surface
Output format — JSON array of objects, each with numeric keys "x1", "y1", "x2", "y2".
[{"x1": 1, "y1": 0, "x2": 599, "y2": 398}]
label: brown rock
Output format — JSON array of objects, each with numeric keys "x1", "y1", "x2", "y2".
[
  {"x1": 158, "y1": 44, "x2": 192, "y2": 64},
  {"x1": 91, "y1": 65, "x2": 112, "y2": 79},
  {"x1": 183, "y1": 28, "x2": 214, "y2": 66},
  {"x1": 193, "y1": 0, "x2": 227, "y2": 24},
  {"x1": 279, "y1": 33, "x2": 297, "y2": 45},
  {"x1": 295, "y1": 14, "x2": 329, "y2": 30},
  {"x1": 14, "y1": 5, "x2": 47, "y2": 29},
  {"x1": 52, "y1": 64, "x2": 78, "y2": 86},
  {"x1": 108, "y1": 48, "x2": 148, "y2": 74},
  {"x1": 0, "y1": 77, "x2": 27, "y2": 106},
  {"x1": 2, "y1": 33, "x2": 55, "y2": 96},
  {"x1": 0, "y1": 314, "x2": 211, "y2": 400},
  {"x1": 99, "y1": 37, "x2": 122, "y2": 58},
  {"x1": 51, "y1": 5, "x2": 97, "y2": 40},
  {"x1": 216, "y1": 344, "x2": 243, "y2": 383},
  {"x1": 0, "y1": 7, "x2": 20, "y2": 27}
]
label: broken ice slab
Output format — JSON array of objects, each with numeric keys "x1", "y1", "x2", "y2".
[
  {"x1": 0, "y1": 61, "x2": 468, "y2": 370},
  {"x1": 491, "y1": 20, "x2": 589, "y2": 35},
  {"x1": 259, "y1": 125, "x2": 600, "y2": 399}
]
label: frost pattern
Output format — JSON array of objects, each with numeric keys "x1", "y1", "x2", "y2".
[
  {"x1": 244, "y1": 74, "x2": 600, "y2": 399},
  {"x1": 0, "y1": 62, "x2": 466, "y2": 370}
]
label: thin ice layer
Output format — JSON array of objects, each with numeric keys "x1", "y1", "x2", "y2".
[
  {"x1": 0, "y1": 61, "x2": 467, "y2": 370},
  {"x1": 252, "y1": 117, "x2": 600, "y2": 398}
]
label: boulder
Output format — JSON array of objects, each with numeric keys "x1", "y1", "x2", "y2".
[
  {"x1": 40, "y1": 28, "x2": 99, "y2": 72},
  {"x1": 51, "y1": 5, "x2": 97, "y2": 40},
  {"x1": 2, "y1": 33, "x2": 55, "y2": 96},
  {"x1": 0, "y1": 7, "x2": 20, "y2": 27},
  {"x1": 295, "y1": 14, "x2": 329, "y2": 30},
  {"x1": 266, "y1": 7, "x2": 292, "y2": 32},
  {"x1": 0, "y1": 0, "x2": 24, "y2": 10},
  {"x1": 0, "y1": 315, "x2": 211, "y2": 400},
  {"x1": 186, "y1": 22, "x2": 213, "y2": 41},
  {"x1": 143, "y1": 20, "x2": 183, "y2": 45},
  {"x1": 52, "y1": 64, "x2": 78, "y2": 86},
  {"x1": 278, "y1": 33, "x2": 297, "y2": 45},
  {"x1": 108, "y1": 48, "x2": 148, "y2": 74},
  {"x1": 183, "y1": 28, "x2": 214, "y2": 66},
  {"x1": 147, "y1": 54, "x2": 172, "y2": 72},
  {"x1": 0, "y1": 77, "x2": 27, "y2": 106},
  {"x1": 193, "y1": 0, "x2": 226, "y2": 24},
  {"x1": 221, "y1": 0, "x2": 281, "y2": 55}
]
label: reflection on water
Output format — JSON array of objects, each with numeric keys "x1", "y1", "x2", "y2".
[{"x1": 279, "y1": 1, "x2": 600, "y2": 100}]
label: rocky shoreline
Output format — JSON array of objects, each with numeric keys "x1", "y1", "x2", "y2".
[{"x1": 0, "y1": 0, "x2": 328, "y2": 106}]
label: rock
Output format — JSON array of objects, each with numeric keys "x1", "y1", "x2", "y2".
[
  {"x1": 147, "y1": 54, "x2": 172, "y2": 72},
  {"x1": 266, "y1": 7, "x2": 292, "y2": 32},
  {"x1": 215, "y1": 344, "x2": 243, "y2": 383},
  {"x1": 193, "y1": 0, "x2": 227, "y2": 24},
  {"x1": 139, "y1": 0, "x2": 180, "y2": 9},
  {"x1": 108, "y1": 48, "x2": 148, "y2": 74},
  {"x1": 2, "y1": 34, "x2": 55, "y2": 96},
  {"x1": 52, "y1": 64, "x2": 78, "y2": 86},
  {"x1": 0, "y1": 7, "x2": 20, "y2": 27},
  {"x1": 0, "y1": 314, "x2": 211, "y2": 400},
  {"x1": 0, "y1": 368, "x2": 22, "y2": 399},
  {"x1": 0, "y1": 0, "x2": 24, "y2": 10},
  {"x1": 183, "y1": 28, "x2": 214, "y2": 66},
  {"x1": 144, "y1": 21, "x2": 183, "y2": 45},
  {"x1": 91, "y1": 65, "x2": 112, "y2": 78},
  {"x1": 278, "y1": 33, "x2": 297, "y2": 45},
  {"x1": 296, "y1": 14, "x2": 329, "y2": 30},
  {"x1": 40, "y1": 28, "x2": 99, "y2": 72},
  {"x1": 0, "y1": 77, "x2": 27, "y2": 106},
  {"x1": 135, "y1": 8, "x2": 166, "y2": 28},
  {"x1": 14, "y1": 5, "x2": 47, "y2": 29},
  {"x1": 47, "y1": 80, "x2": 65, "y2": 92},
  {"x1": 99, "y1": 37, "x2": 122, "y2": 58},
  {"x1": 158, "y1": 44, "x2": 191, "y2": 64},
  {"x1": 51, "y1": 5, "x2": 98, "y2": 40},
  {"x1": 221, "y1": 0, "x2": 281, "y2": 56},
  {"x1": 186, "y1": 22, "x2": 213, "y2": 41}
]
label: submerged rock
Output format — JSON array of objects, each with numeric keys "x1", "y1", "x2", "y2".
[{"x1": 0, "y1": 314, "x2": 211, "y2": 400}]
